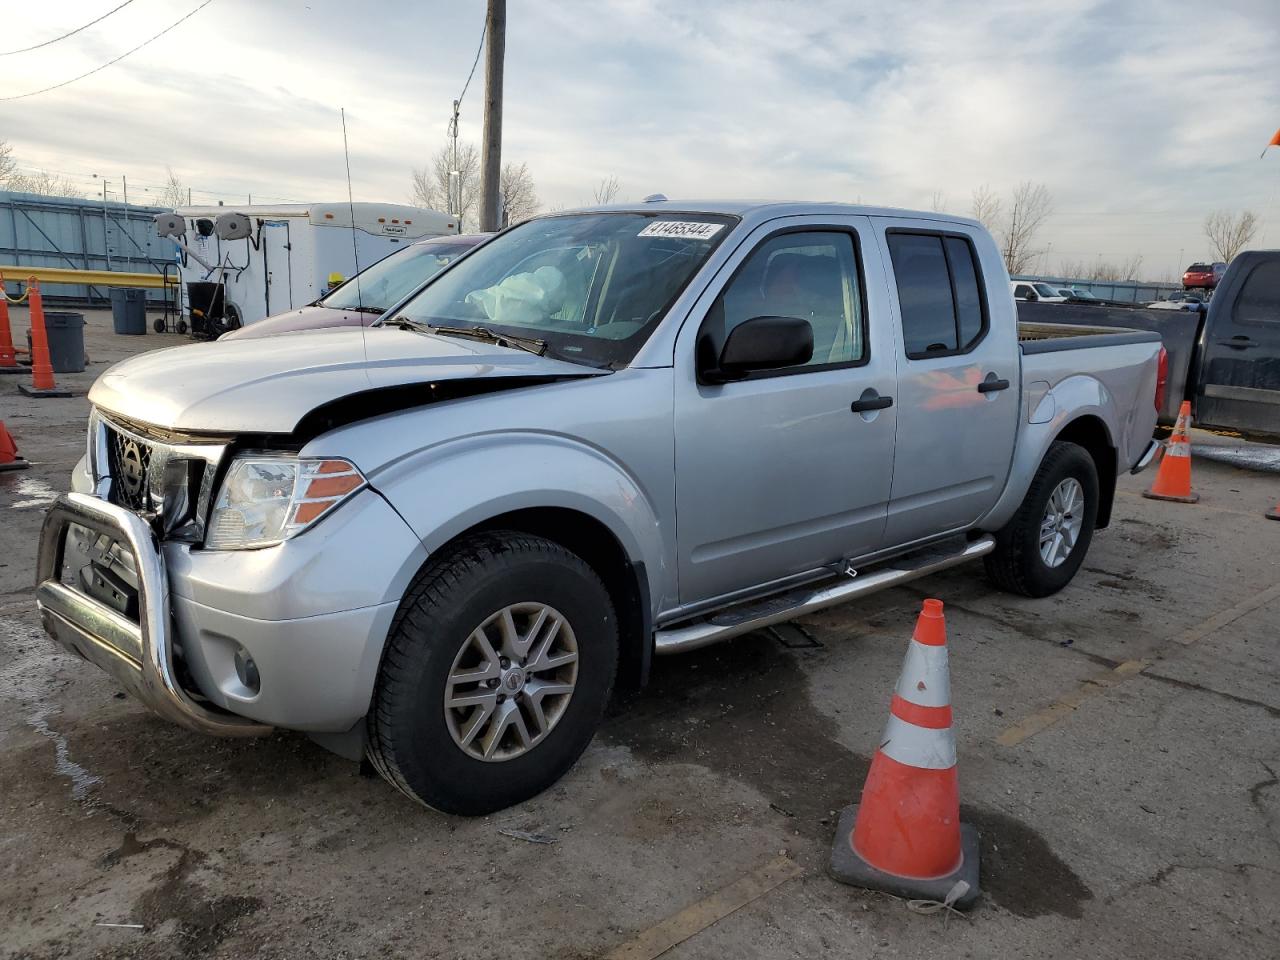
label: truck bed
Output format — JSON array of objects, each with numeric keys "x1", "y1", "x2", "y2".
[
  {"x1": 1019, "y1": 300, "x2": 1201, "y2": 423},
  {"x1": 1018, "y1": 321, "x2": 1163, "y2": 353}
]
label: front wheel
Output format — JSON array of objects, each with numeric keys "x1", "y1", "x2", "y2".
[
  {"x1": 984, "y1": 441, "x2": 1099, "y2": 598},
  {"x1": 366, "y1": 532, "x2": 618, "y2": 815}
]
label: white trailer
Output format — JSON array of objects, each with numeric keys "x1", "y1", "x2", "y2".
[{"x1": 155, "y1": 202, "x2": 457, "y2": 333}]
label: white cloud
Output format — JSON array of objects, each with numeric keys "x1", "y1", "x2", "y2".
[{"x1": 1, "y1": 0, "x2": 1277, "y2": 277}]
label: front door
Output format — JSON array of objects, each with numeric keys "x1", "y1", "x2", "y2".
[
  {"x1": 673, "y1": 218, "x2": 898, "y2": 605},
  {"x1": 1197, "y1": 256, "x2": 1280, "y2": 439},
  {"x1": 875, "y1": 220, "x2": 1020, "y2": 547}
]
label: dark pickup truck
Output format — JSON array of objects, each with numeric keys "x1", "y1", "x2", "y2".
[{"x1": 1020, "y1": 250, "x2": 1280, "y2": 440}]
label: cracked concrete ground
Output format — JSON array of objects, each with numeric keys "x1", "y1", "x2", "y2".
[{"x1": 2, "y1": 309, "x2": 1278, "y2": 959}]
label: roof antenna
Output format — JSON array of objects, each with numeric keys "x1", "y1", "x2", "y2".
[{"x1": 341, "y1": 107, "x2": 363, "y2": 312}]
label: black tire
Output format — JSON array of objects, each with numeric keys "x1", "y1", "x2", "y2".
[
  {"x1": 367, "y1": 531, "x2": 618, "y2": 815},
  {"x1": 984, "y1": 441, "x2": 1099, "y2": 598},
  {"x1": 176, "y1": 320, "x2": 188, "y2": 334},
  {"x1": 153, "y1": 318, "x2": 165, "y2": 333}
]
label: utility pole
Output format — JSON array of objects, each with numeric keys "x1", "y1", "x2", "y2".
[{"x1": 479, "y1": 0, "x2": 505, "y2": 233}]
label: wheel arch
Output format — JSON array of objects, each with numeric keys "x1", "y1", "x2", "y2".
[
  {"x1": 395, "y1": 506, "x2": 653, "y2": 692},
  {"x1": 1052, "y1": 414, "x2": 1117, "y2": 528}
]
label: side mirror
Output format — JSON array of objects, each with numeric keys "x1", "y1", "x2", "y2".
[{"x1": 702, "y1": 316, "x2": 813, "y2": 383}]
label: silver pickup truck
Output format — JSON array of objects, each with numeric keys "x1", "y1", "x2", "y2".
[{"x1": 37, "y1": 201, "x2": 1163, "y2": 814}]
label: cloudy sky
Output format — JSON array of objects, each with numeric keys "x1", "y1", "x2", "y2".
[{"x1": 2, "y1": 0, "x2": 1278, "y2": 279}]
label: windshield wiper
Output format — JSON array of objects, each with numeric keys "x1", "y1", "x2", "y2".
[
  {"x1": 348, "y1": 305, "x2": 386, "y2": 314},
  {"x1": 387, "y1": 318, "x2": 548, "y2": 357}
]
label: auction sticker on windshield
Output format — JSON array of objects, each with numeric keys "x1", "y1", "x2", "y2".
[{"x1": 638, "y1": 221, "x2": 725, "y2": 240}]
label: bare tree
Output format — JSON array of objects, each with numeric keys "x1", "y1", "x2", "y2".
[
  {"x1": 0, "y1": 140, "x2": 14, "y2": 186},
  {"x1": 970, "y1": 184, "x2": 1002, "y2": 234},
  {"x1": 929, "y1": 190, "x2": 947, "y2": 213},
  {"x1": 499, "y1": 161, "x2": 539, "y2": 225},
  {"x1": 411, "y1": 142, "x2": 481, "y2": 230},
  {"x1": 592, "y1": 175, "x2": 621, "y2": 205},
  {"x1": 1090, "y1": 255, "x2": 1144, "y2": 282},
  {"x1": 158, "y1": 167, "x2": 188, "y2": 208},
  {"x1": 1000, "y1": 182, "x2": 1053, "y2": 275},
  {"x1": 1203, "y1": 210, "x2": 1258, "y2": 263},
  {"x1": 6, "y1": 168, "x2": 82, "y2": 198},
  {"x1": 1058, "y1": 259, "x2": 1089, "y2": 280}
]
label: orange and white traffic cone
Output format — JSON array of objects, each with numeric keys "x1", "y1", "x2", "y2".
[
  {"x1": 17, "y1": 278, "x2": 72, "y2": 398},
  {"x1": 0, "y1": 419, "x2": 29, "y2": 472},
  {"x1": 1142, "y1": 400, "x2": 1198, "y2": 504},
  {"x1": 829, "y1": 599, "x2": 979, "y2": 908},
  {"x1": 0, "y1": 274, "x2": 24, "y2": 375}
]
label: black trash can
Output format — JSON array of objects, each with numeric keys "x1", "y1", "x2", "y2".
[
  {"x1": 26, "y1": 311, "x2": 86, "y2": 373},
  {"x1": 109, "y1": 287, "x2": 147, "y2": 335}
]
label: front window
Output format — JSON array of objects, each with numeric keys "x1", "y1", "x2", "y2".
[
  {"x1": 388, "y1": 213, "x2": 735, "y2": 367},
  {"x1": 323, "y1": 240, "x2": 478, "y2": 313},
  {"x1": 1033, "y1": 283, "x2": 1060, "y2": 297}
]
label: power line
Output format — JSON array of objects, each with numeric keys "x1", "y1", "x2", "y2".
[
  {"x1": 0, "y1": 0, "x2": 217, "y2": 102},
  {"x1": 456, "y1": 17, "x2": 488, "y2": 108},
  {"x1": 0, "y1": 0, "x2": 138, "y2": 57}
]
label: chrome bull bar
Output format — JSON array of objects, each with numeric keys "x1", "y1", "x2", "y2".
[{"x1": 35, "y1": 492, "x2": 269, "y2": 737}]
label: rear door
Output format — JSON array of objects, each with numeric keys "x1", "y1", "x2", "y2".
[
  {"x1": 876, "y1": 220, "x2": 1020, "y2": 547},
  {"x1": 1197, "y1": 256, "x2": 1280, "y2": 438},
  {"x1": 262, "y1": 220, "x2": 293, "y2": 316},
  {"x1": 673, "y1": 216, "x2": 898, "y2": 605}
]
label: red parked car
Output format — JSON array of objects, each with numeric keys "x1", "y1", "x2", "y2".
[
  {"x1": 222, "y1": 233, "x2": 490, "y2": 340},
  {"x1": 1182, "y1": 261, "x2": 1226, "y2": 290}
]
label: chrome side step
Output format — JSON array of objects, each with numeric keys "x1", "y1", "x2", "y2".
[{"x1": 654, "y1": 535, "x2": 995, "y2": 655}]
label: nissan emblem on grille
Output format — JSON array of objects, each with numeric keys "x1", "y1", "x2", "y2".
[{"x1": 119, "y1": 440, "x2": 147, "y2": 501}]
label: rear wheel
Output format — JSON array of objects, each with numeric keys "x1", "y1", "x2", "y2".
[
  {"x1": 984, "y1": 441, "x2": 1099, "y2": 598},
  {"x1": 367, "y1": 532, "x2": 618, "y2": 815}
]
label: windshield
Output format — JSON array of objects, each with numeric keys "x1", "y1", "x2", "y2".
[
  {"x1": 1033, "y1": 283, "x2": 1059, "y2": 297},
  {"x1": 323, "y1": 240, "x2": 478, "y2": 312},
  {"x1": 389, "y1": 212, "x2": 735, "y2": 366}
]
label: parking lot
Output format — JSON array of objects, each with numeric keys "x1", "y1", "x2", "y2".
[{"x1": 2, "y1": 310, "x2": 1278, "y2": 960}]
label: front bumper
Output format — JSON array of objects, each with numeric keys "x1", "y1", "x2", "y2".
[
  {"x1": 36, "y1": 493, "x2": 269, "y2": 736},
  {"x1": 37, "y1": 489, "x2": 428, "y2": 735}
]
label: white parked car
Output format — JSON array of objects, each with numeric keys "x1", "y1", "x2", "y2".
[{"x1": 1011, "y1": 281, "x2": 1068, "y2": 302}]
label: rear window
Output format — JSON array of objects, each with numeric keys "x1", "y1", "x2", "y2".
[
  {"x1": 1186, "y1": 263, "x2": 1210, "y2": 272},
  {"x1": 887, "y1": 232, "x2": 987, "y2": 358},
  {"x1": 1234, "y1": 260, "x2": 1280, "y2": 326}
]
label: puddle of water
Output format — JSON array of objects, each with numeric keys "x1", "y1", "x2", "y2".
[
  {"x1": 1, "y1": 617, "x2": 105, "y2": 804},
  {"x1": 27, "y1": 704, "x2": 103, "y2": 800},
  {"x1": 4, "y1": 474, "x2": 60, "y2": 510}
]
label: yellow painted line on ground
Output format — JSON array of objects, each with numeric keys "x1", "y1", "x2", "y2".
[
  {"x1": 998, "y1": 580, "x2": 1280, "y2": 747},
  {"x1": 1174, "y1": 581, "x2": 1280, "y2": 646},
  {"x1": 604, "y1": 855, "x2": 802, "y2": 960},
  {"x1": 996, "y1": 659, "x2": 1149, "y2": 747}
]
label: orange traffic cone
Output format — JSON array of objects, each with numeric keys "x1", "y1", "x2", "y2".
[
  {"x1": 829, "y1": 599, "x2": 980, "y2": 908},
  {"x1": 17, "y1": 279, "x2": 72, "y2": 398},
  {"x1": 0, "y1": 419, "x2": 29, "y2": 472},
  {"x1": 0, "y1": 275, "x2": 24, "y2": 375},
  {"x1": 1143, "y1": 401, "x2": 1198, "y2": 503}
]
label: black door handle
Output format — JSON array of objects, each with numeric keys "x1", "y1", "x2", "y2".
[
  {"x1": 851, "y1": 391, "x2": 893, "y2": 413},
  {"x1": 1218, "y1": 336, "x2": 1257, "y2": 349},
  {"x1": 978, "y1": 374, "x2": 1011, "y2": 393}
]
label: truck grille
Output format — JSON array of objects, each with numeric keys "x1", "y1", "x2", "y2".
[
  {"x1": 105, "y1": 424, "x2": 155, "y2": 511},
  {"x1": 92, "y1": 412, "x2": 231, "y2": 541}
]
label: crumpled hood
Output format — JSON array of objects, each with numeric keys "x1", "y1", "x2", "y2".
[{"x1": 89, "y1": 326, "x2": 600, "y2": 433}]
